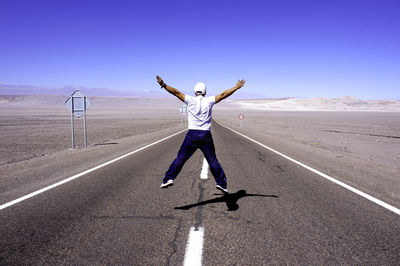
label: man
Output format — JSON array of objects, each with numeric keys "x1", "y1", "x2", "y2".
[{"x1": 156, "y1": 75, "x2": 245, "y2": 193}]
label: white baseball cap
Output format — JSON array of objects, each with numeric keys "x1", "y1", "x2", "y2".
[{"x1": 194, "y1": 82, "x2": 206, "y2": 95}]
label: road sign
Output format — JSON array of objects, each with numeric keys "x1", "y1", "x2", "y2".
[
  {"x1": 65, "y1": 89, "x2": 91, "y2": 148},
  {"x1": 238, "y1": 113, "x2": 244, "y2": 128},
  {"x1": 180, "y1": 105, "x2": 187, "y2": 126},
  {"x1": 65, "y1": 90, "x2": 91, "y2": 118},
  {"x1": 180, "y1": 106, "x2": 187, "y2": 114}
]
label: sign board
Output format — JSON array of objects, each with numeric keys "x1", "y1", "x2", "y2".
[
  {"x1": 179, "y1": 105, "x2": 187, "y2": 126},
  {"x1": 65, "y1": 89, "x2": 91, "y2": 148},
  {"x1": 179, "y1": 105, "x2": 187, "y2": 114},
  {"x1": 238, "y1": 113, "x2": 244, "y2": 128},
  {"x1": 65, "y1": 90, "x2": 91, "y2": 118}
]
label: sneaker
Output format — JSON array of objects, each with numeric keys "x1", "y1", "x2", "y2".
[
  {"x1": 216, "y1": 185, "x2": 229, "y2": 194},
  {"x1": 160, "y1": 179, "x2": 174, "y2": 188}
]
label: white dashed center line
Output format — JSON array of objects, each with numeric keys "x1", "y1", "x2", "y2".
[
  {"x1": 200, "y1": 158, "x2": 209, "y2": 180},
  {"x1": 184, "y1": 226, "x2": 204, "y2": 266}
]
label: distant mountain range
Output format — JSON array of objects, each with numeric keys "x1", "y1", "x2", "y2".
[
  {"x1": 0, "y1": 83, "x2": 165, "y2": 98},
  {"x1": 0, "y1": 83, "x2": 266, "y2": 99},
  {"x1": 226, "y1": 96, "x2": 400, "y2": 111},
  {"x1": 1, "y1": 83, "x2": 399, "y2": 111}
]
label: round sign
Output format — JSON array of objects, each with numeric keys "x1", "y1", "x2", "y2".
[{"x1": 238, "y1": 114, "x2": 244, "y2": 120}]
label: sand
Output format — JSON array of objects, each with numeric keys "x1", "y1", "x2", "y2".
[
  {"x1": 1, "y1": 95, "x2": 399, "y2": 209},
  {"x1": 0, "y1": 95, "x2": 187, "y2": 202},
  {"x1": 213, "y1": 106, "x2": 400, "y2": 207},
  {"x1": 0, "y1": 95, "x2": 183, "y2": 165},
  {"x1": 224, "y1": 97, "x2": 400, "y2": 111}
]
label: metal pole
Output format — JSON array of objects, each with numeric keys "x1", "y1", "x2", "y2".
[
  {"x1": 180, "y1": 112, "x2": 183, "y2": 126},
  {"x1": 240, "y1": 120, "x2": 242, "y2": 128},
  {"x1": 184, "y1": 108, "x2": 187, "y2": 126},
  {"x1": 185, "y1": 108, "x2": 187, "y2": 126},
  {"x1": 71, "y1": 97, "x2": 75, "y2": 149},
  {"x1": 83, "y1": 96, "x2": 87, "y2": 148}
]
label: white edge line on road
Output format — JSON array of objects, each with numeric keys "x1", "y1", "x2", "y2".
[
  {"x1": 200, "y1": 158, "x2": 209, "y2": 180},
  {"x1": 0, "y1": 129, "x2": 187, "y2": 211},
  {"x1": 184, "y1": 226, "x2": 204, "y2": 266},
  {"x1": 216, "y1": 121, "x2": 400, "y2": 216}
]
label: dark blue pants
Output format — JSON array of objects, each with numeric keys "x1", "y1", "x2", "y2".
[{"x1": 164, "y1": 130, "x2": 227, "y2": 187}]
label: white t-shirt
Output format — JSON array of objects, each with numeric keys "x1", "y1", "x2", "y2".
[{"x1": 184, "y1": 95, "x2": 216, "y2": 131}]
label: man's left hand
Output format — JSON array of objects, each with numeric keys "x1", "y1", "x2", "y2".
[
  {"x1": 235, "y1": 79, "x2": 246, "y2": 89},
  {"x1": 156, "y1": 75, "x2": 166, "y2": 88}
]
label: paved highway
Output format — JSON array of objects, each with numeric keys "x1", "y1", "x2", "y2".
[{"x1": 1, "y1": 122, "x2": 399, "y2": 265}]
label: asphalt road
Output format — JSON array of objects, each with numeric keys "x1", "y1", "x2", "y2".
[{"x1": 1, "y1": 122, "x2": 399, "y2": 265}]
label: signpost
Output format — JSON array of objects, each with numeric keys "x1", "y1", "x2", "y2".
[
  {"x1": 65, "y1": 89, "x2": 91, "y2": 149},
  {"x1": 238, "y1": 113, "x2": 244, "y2": 128},
  {"x1": 180, "y1": 105, "x2": 187, "y2": 126}
]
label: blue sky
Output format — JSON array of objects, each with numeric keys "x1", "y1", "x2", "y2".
[{"x1": 0, "y1": 0, "x2": 399, "y2": 99}]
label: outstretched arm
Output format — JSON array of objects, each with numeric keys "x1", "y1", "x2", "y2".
[
  {"x1": 156, "y1": 76, "x2": 185, "y2": 102},
  {"x1": 215, "y1": 79, "x2": 245, "y2": 104}
]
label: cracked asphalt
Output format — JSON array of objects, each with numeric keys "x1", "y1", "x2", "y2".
[{"x1": 1, "y1": 122, "x2": 400, "y2": 264}]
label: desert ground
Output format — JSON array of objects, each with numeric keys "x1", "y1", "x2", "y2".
[
  {"x1": 213, "y1": 104, "x2": 400, "y2": 208},
  {"x1": 0, "y1": 95, "x2": 184, "y2": 202},
  {"x1": 1, "y1": 95, "x2": 399, "y2": 208},
  {"x1": 1, "y1": 94, "x2": 400, "y2": 264},
  {"x1": 0, "y1": 95, "x2": 184, "y2": 165}
]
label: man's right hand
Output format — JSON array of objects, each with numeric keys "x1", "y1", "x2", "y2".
[{"x1": 155, "y1": 76, "x2": 185, "y2": 102}]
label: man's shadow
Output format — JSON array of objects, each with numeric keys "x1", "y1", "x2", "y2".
[{"x1": 174, "y1": 190, "x2": 278, "y2": 211}]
